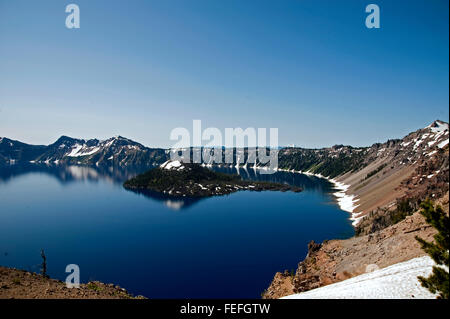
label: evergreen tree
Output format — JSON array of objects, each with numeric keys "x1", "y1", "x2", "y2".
[{"x1": 415, "y1": 199, "x2": 449, "y2": 299}]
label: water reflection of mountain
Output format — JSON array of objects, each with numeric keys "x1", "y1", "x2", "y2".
[
  {"x1": 0, "y1": 163, "x2": 153, "y2": 185},
  {"x1": 211, "y1": 166, "x2": 334, "y2": 193},
  {"x1": 0, "y1": 163, "x2": 334, "y2": 210}
]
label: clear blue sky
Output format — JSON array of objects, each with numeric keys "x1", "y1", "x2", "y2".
[{"x1": 0, "y1": 0, "x2": 448, "y2": 148}]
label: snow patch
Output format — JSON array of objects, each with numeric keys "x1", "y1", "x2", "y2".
[
  {"x1": 282, "y1": 256, "x2": 438, "y2": 299},
  {"x1": 428, "y1": 121, "x2": 449, "y2": 134},
  {"x1": 329, "y1": 178, "x2": 361, "y2": 225},
  {"x1": 160, "y1": 160, "x2": 184, "y2": 170},
  {"x1": 66, "y1": 144, "x2": 83, "y2": 157},
  {"x1": 437, "y1": 139, "x2": 449, "y2": 149},
  {"x1": 400, "y1": 141, "x2": 411, "y2": 147}
]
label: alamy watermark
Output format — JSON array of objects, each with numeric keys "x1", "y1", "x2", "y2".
[
  {"x1": 64, "y1": 4, "x2": 380, "y2": 30},
  {"x1": 169, "y1": 120, "x2": 279, "y2": 174},
  {"x1": 65, "y1": 264, "x2": 80, "y2": 288},
  {"x1": 65, "y1": 4, "x2": 80, "y2": 29},
  {"x1": 365, "y1": 4, "x2": 380, "y2": 29}
]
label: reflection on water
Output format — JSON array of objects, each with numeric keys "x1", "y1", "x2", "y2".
[
  {"x1": 124, "y1": 188, "x2": 204, "y2": 210},
  {"x1": 0, "y1": 163, "x2": 353, "y2": 298},
  {"x1": 0, "y1": 164, "x2": 207, "y2": 210},
  {"x1": 0, "y1": 163, "x2": 153, "y2": 185},
  {"x1": 1, "y1": 163, "x2": 336, "y2": 211},
  {"x1": 211, "y1": 166, "x2": 334, "y2": 193},
  {"x1": 123, "y1": 166, "x2": 336, "y2": 211}
]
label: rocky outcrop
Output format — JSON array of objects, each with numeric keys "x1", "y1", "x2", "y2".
[{"x1": 262, "y1": 205, "x2": 442, "y2": 299}]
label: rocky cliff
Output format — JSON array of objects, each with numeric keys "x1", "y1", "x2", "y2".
[{"x1": 263, "y1": 121, "x2": 449, "y2": 299}]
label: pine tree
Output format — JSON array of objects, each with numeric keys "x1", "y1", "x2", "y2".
[{"x1": 415, "y1": 199, "x2": 449, "y2": 299}]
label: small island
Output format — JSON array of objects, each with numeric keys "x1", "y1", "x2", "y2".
[{"x1": 123, "y1": 160, "x2": 302, "y2": 197}]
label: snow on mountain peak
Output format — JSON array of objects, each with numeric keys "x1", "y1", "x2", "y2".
[
  {"x1": 427, "y1": 120, "x2": 449, "y2": 133},
  {"x1": 413, "y1": 120, "x2": 450, "y2": 150},
  {"x1": 64, "y1": 142, "x2": 100, "y2": 157}
]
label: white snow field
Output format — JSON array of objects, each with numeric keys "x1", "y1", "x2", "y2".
[{"x1": 282, "y1": 256, "x2": 439, "y2": 299}]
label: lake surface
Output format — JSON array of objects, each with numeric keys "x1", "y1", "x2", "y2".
[{"x1": 0, "y1": 164, "x2": 354, "y2": 298}]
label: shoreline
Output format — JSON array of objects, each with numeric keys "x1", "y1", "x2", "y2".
[
  {"x1": 328, "y1": 178, "x2": 363, "y2": 226},
  {"x1": 267, "y1": 167, "x2": 363, "y2": 227}
]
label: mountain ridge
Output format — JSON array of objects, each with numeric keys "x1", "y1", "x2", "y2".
[
  {"x1": 0, "y1": 135, "x2": 167, "y2": 167},
  {"x1": 2, "y1": 120, "x2": 448, "y2": 168}
]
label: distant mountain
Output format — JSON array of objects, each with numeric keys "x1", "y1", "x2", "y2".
[
  {"x1": 0, "y1": 135, "x2": 168, "y2": 167},
  {"x1": 1, "y1": 120, "x2": 448, "y2": 174},
  {"x1": 2, "y1": 121, "x2": 449, "y2": 235},
  {"x1": 277, "y1": 120, "x2": 449, "y2": 178},
  {"x1": 276, "y1": 120, "x2": 449, "y2": 230},
  {"x1": 0, "y1": 137, "x2": 47, "y2": 164}
]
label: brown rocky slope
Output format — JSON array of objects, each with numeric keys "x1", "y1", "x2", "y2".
[
  {"x1": 0, "y1": 267, "x2": 145, "y2": 299},
  {"x1": 263, "y1": 121, "x2": 449, "y2": 299}
]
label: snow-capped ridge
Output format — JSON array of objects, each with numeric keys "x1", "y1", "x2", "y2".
[{"x1": 427, "y1": 120, "x2": 449, "y2": 133}]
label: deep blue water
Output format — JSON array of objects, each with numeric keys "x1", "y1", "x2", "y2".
[{"x1": 0, "y1": 164, "x2": 353, "y2": 298}]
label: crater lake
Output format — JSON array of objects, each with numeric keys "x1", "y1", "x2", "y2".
[{"x1": 0, "y1": 164, "x2": 354, "y2": 298}]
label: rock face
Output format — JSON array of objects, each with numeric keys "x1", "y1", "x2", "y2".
[
  {"x1": 123, "y1": 161, "x2": 302, "y2": 197},
  {"x1": 306, "y1": 240, "x2": 322, "y2": 257}
]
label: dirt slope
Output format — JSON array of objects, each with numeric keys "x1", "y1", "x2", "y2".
[{"x1": 0, "y1": 267, "x2": 144, "y2": 299}]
